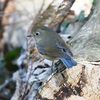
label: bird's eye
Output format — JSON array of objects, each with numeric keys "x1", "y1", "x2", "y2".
[{"x1": 35, "y1": 32, "x2": 40, "y2": 36}]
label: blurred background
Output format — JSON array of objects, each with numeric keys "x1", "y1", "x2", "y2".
[{"x1": 0, "y1": 0, "x2": 37, "y2": 99}]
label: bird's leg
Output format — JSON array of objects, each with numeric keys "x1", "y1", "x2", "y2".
[
  {"x1": 51, "y1": 61, "x2": 54, "y2": 72},
  {"x1": 55, "y1": 60, "x2": 66, "y2": 73},
  {"x1": 51, "y1": 61, "x2": 59, "y2": 73},
  {"x1": 51, "y1": 61, "x2": 55, "y2": 72},
  {"x1": 51, "y1": 60, "x2": 66, "y2": 73}
]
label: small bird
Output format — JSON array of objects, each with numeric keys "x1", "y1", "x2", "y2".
[{"x1": 28, "y1": 26, "x2": 77, "y2": 68}]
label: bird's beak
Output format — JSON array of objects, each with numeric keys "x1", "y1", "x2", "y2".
[{"x1": 27, "y1": 34, "x2": 32, "y2": 37}]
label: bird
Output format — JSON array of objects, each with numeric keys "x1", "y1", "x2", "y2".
[{"x1": 28, "y1": 26, "x2": 77, "y2": 68}]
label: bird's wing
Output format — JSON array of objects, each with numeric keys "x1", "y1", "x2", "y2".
[
  {"x1": 37, "y1": 45, "x2": 71, "y2": 59},
  {"x1": 54, "y1": 33, "x2": 73, "y2": 57},
  {"x1": 56, "y1": 42, "x2": 73, "y2": 57}
]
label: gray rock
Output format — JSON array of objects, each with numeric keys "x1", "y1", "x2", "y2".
[{"x1": 70, "y1": 0, "x2": 100, "y2": 61}]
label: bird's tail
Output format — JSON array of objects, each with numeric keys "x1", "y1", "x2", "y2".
[{"x1": 60, "y1": 58, "x2": 77, "y2": 68}]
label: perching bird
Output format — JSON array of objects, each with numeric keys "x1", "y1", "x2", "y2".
[{"x1": 28, "y1": 26, "x2": 77, "y2": 68}]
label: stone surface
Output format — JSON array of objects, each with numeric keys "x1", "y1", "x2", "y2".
[{"x1": 70, "y1": 0, "x2": 100, "y2": 61}]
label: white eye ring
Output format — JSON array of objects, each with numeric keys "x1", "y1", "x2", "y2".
[{"x1": 35, "y1": 32, "x2": 40, "y2": 36}]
